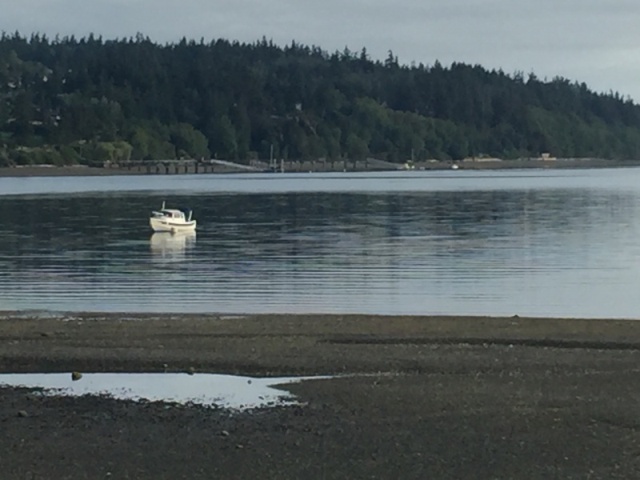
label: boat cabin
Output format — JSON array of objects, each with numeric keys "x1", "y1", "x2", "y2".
[{"x1": 155, "y1": 209, "x2": 186, "y2": 220}]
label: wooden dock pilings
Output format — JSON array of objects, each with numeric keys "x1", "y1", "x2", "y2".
[
  {"x1": 107, "y1": 159, "x2": 222, "y2": 175},
  {"x1": 106, "y1": 157, "x2": 401, "y2": 174}
]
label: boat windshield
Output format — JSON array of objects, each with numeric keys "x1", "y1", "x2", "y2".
[{"x1": 160, "y1": 210, "x2": 186, "y2": 219}]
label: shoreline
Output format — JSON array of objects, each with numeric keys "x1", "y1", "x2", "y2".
[
  {"x1": 2, "y1": 157, "x2": 640, "y2": 177},
  {"x1": 1, "y1": 312, "x2": 640, "y2": 375},
  {"x1": 3, "y1": 313, "x2": 640, "y2": 478},
  {"x1": 0, "y1": 165, "x2": 143, "y2": 177}
]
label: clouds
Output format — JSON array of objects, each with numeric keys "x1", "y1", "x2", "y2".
[{"x1": 3, "y1": 0, "x2": 640, "y2": 101}]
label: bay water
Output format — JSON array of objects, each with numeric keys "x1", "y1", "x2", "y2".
[{"x1": 1, "y1": 168, "x2": 640, "y2": 318}]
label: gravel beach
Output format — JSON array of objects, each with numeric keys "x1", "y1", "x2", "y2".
[{"x1": 1, "y1": 313, "x2": 640, "y2": 479}]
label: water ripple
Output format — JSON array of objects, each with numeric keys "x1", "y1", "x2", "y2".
[{"x1": 2, "y1": 170, "x2": 640, "y2": 318}]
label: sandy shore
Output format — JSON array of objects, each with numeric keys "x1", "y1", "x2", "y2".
[{"x1": 2, "y1": 312, "x2": 640, "y2": 479}]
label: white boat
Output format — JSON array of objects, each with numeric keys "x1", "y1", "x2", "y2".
[{"x1": 149, "y1": 201, "x2": 197, "y2": 233}]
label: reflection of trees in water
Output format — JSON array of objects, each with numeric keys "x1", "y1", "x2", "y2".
[
  {"x1": 0, "y1": 194, "x2": 198, "y2": 237},
  {"x1": 206, "y1": 189, "x2": 637, "y2": 263},
  {"x1": 373, "y1": 189, "x2": 628, "y2": 238},
  {"x1": 2, "y1": 181, "x2": 640, "y2": 316},
  {"x1": 1, "y1": 187, "x2": 636, "y2": 272}
]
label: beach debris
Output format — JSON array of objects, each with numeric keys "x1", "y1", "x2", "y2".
[
  {"x1": 17, "y1": 410, "x2": 29, "y2": 418},
  {"x1": 71, "y1": 371, "x2": 83, "y2": 381}
]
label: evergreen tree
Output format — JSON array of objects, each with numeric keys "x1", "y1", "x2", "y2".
[{"x1": 2, "y1": 32, "x2": 640, "y2": 166}]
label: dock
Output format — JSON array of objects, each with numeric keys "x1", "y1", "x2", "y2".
[{"x1": 105, "y1": 157, "x2": 403, "y2": 174}]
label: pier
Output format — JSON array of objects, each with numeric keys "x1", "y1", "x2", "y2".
[
  {"x1": 105, "y1": 157, "x2": 402, "y2": 175},
  {"x1": 105, "y1": 158, "x2": 261, "y2": 175}
]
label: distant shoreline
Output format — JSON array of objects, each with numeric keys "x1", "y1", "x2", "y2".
[
  {"x1": 0, "y1": 165, "x2": 143, "y2": 177},
  {"x1": 1, "y1": 158, "x2": 640, "y2": 177}
]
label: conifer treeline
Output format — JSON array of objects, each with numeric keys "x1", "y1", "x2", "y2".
[{"x1": 1, "y1": 32, "x2": 640, "y2": 167}]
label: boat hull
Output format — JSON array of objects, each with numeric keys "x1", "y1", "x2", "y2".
[{"x1": 149, "y1": 217, "x2": 197, "y2": 233}]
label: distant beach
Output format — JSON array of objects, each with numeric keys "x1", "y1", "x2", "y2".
[{"x1": 1, "y1": 157, "x2": 640, "y2": 178}]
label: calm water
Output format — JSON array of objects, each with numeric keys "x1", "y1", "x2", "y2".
[
  {"x1": 1, "y1": 168, "x2": 640, "y2": 318},
  {"x1": 0, "y1": 373, "x2": 328, "y2": 410}
]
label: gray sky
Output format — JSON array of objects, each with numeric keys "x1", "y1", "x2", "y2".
[{"x1": 3, "y1": 0, "x2": 640, "y2": 102}]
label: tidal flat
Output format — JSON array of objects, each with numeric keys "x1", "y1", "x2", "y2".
[{"x1": 1, "y1": 313, "x2": 640, "y2": 479}]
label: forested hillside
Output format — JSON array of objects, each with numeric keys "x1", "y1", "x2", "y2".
[{"x1": 2, "y1": 32, "x2": 640, "y2": 167}]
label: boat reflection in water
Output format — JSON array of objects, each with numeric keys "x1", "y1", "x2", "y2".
[{"x1": 149, "y1": 231, "x2": 196, "y2": 262}]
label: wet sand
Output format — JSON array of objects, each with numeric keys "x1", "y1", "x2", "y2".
[{"x1": 2, "y1": 312, "x2": 640, "y2": 479}]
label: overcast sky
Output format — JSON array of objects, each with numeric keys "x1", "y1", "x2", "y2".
[{"x1": 3, "y1": 0, "x2": 640, "y2": 102}]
